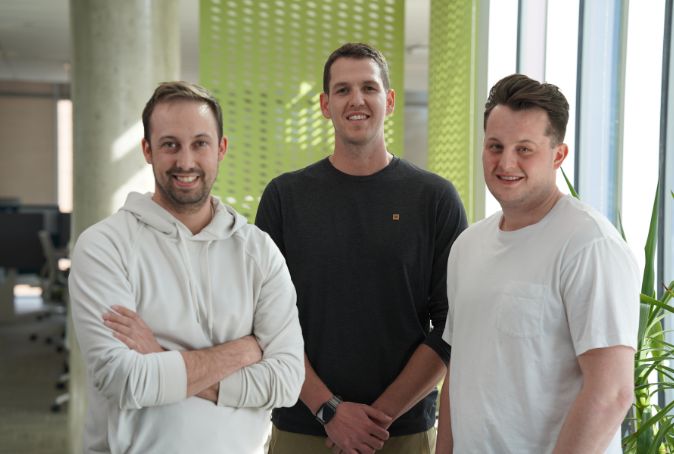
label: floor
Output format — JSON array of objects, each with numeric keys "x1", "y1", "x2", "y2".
[{"x1": 0, "y1": 290, "x2": 68, "y2": 454}]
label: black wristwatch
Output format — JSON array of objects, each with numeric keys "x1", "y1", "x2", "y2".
[{"x1": 315, "y1": 395, "x2": 343, "y2": 425}]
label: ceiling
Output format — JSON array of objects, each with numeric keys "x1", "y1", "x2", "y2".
[{"x1": 0, "y1": 0, "x2": 430, "y2": 92}]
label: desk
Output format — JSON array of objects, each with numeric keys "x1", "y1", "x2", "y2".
[
  {"x1": 0, "y1": 213, "x2": 46, "y2": 321},
  {"x1": 0, "y1": 268, "x2": 17, "y2": 321}
]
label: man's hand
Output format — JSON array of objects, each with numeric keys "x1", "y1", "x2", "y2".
[
  {"x1": 103, "y1": 305, "x2": 164, "y2": 353},
  {"x1": 196, "y1": 382, "x2": 220, "y2": 403},
  {"x1": 323, "y1": 402, "x2": 392, "y2": 454}
]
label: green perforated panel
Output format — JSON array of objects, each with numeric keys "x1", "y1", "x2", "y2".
[
  {"x1": 200, "y1": 0, "x2": 405, "y2": 219},
  {"x1": 428, "y1": 0, "x2": 480, "y2": 222}
]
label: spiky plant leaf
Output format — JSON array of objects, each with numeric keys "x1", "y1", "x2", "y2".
[{"x1": 561, "y1": 167, "x2": 578, "y2": 198}]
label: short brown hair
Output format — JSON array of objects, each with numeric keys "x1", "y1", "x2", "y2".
[
  {"x1": 142, "y1": 81, "x2": 223, "y2": 143},
  {"x1": 323, "y1": 42, "x2": 391, "y2": 94},
  {"x1": 484, "y1": 74, "x2": 569, "y2": 145}
]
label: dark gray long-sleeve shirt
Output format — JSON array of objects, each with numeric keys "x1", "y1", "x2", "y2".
[{"x1": 255, "y1": 156, "x2": 467, "y2": 436}]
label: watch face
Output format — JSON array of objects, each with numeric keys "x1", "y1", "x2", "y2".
[{"x1": 322, "y1": 404, "x2": 337, "y2": 423}]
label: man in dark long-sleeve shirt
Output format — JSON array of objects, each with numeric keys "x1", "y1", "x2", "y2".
[{"x1": 256, "y1": 42, "x2": 467, "y2": 454}]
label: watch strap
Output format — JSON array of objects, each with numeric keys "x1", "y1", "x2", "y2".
[{"x1": 315, "y1": 395, "x2": 343, "y2": 425}]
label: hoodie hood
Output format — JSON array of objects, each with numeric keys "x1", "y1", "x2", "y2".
[
  {"x1": 120, "y1": 192, "x2": 248, "y2": 240},
  {"x1": 120, "y1": 192, "x2": 249, "y2": 339}
]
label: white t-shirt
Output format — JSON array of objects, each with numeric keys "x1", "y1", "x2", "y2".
[{"x1": 443, "y1": 195, "x2": 639, "y2": 453}]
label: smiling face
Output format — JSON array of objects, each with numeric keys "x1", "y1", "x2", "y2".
[
  {"x1": 319, "y1": 57, "x2": 395, "y2": 150},
  {"x1": 483, "y1": 105, "x2": 567, "y2": 222},
  {"x1": 142, "y1": 100, "x2": 227, "y2": 214}
]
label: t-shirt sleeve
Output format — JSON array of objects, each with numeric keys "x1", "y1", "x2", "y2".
[{"x1": 561, "y1": 237, "x2": 640, "y2": 356}]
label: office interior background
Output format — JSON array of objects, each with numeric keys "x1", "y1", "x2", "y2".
[{"x1": 0, "y1": 0, "x2": 673, "y2": 452}]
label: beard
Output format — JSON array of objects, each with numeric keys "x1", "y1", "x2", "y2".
[{"x1": 154, "y1": 165, "x2": 212, "y2": 214}]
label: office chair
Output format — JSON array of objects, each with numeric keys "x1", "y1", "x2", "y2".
[
  {"x1": 38, "y1": 230, "x2": 68, "y2": 306},
  {"x1": 36, "y1": 231, "x2": 71, "y2": 412}
]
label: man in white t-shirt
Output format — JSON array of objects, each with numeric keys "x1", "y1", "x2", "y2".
[{"x1": 435, "y1": 74, "x2": 640, "y2": 453}]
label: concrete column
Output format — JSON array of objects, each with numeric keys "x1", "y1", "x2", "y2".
[{"x1": 68, "y1": 1, "x2": 179, "y2": 452}]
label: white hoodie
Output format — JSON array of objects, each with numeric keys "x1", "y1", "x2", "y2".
[{"x1": 69, "y1": 192, "x2": 304, "y2": 454}]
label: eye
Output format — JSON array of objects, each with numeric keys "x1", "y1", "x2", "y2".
[
  {"x1": 487, "y1": 143, "x2": 503, "y2": 152},
  {"x1": 517, "y1": 146, "x2": 532, "y2": 154},
  {"x1": 195, "y1": 140, "x2": 209, "y2": 148},
  {"x1": 364, "y1": 85, "x2": 377, "y2": 92},
  {"x1": 161, "y1": 141, "x2": 177, "y2": 150},
  {"x1": 335, "y1": 87, "x2": 348, "y2": 95}
]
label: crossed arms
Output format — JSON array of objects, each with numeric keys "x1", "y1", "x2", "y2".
[
  {"x1": 69, "y1": 226, "x2": 304, "y2": 411},
  {"x1": 103, "y1": 305, "x2": 262, "y2": 402}
]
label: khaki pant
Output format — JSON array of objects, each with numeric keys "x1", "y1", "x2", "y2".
[{"x1": 268, "y1": 426, "x2": 436, "y2": 454}]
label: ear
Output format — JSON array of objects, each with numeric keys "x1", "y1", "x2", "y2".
[
  {"x1": 385, "y1": 89, "x2": 395, "y2": 115},
  {"x1": 218, "y1": 136, "x2": 228, "y2": 161},
  {"x1": 552, "y1": 143, "x2": 568, "y2": 169},
  {"x1": 141, "y1": 138, "x2": 153, "y2": 164},
  {"x1": 319, "y1": 92, "x2": 331, "y2": 119}
]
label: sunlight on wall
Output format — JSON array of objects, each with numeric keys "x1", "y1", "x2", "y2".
[
  {"x1": 111, "y1": 165, "x2": 154, "y2": 212},
  {"x1": 60, "y1": 107, "x2": 153, "y2": 216},
  {"x1": 57, "y1": 100, "x2": 73, "y2": 213},
  {"x1": 112, "y1": 120, "x2": 144, "y2": 162},
  {"x1": 109, "y1": 121, "x2": 154, "y2": 210}
]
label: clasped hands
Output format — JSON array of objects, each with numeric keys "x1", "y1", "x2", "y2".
[{"x1": 324, "y1": 401, "x2": 393, "y2": 454}]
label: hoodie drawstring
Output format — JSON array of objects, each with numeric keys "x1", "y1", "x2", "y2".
[
  {"x1": 204, "y1": 240, "x2": 214, "y2": 338},
  {"x1": 121, "y1": 193, "x2": 244, "y2": 340},
  {"x1": 175, "y1": 227, "x2": 202, "y2": 324}
]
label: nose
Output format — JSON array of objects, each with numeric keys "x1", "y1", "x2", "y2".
[
  {"x1": 497, "y1": 149, "x2": 518, "y2": 171},
  {"x1": 349, "y1": 90, "x2": 365, "y2": 107},
  {"x1": 175, "y1": 148, "x2": 196, "y2": 171}
]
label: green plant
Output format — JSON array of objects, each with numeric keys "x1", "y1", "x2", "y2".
[
  {"x1": 623, "y1": 185, "x2": 674, "y2": 454},
  {"x1": 561, "y1": 169, "x2": 674, "y2": 453}
]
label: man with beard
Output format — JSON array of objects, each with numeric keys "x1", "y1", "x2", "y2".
[{"x1": 69, "y1": 81, "x2": 304, "y2": 454}]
